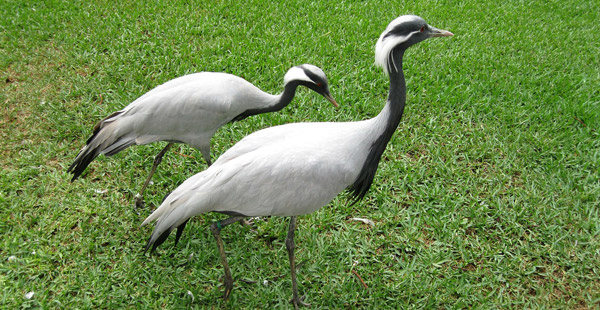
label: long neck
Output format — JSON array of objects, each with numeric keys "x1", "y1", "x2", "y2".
[
  {"x1": 230, "y1": 82, "x2": 299, "y2": 122},
  {"x1": 379, "y1": 56, "x2": 407, "y2": 133},
  {"x1": 348, "y1": 49, "x2": 407, "y2": 202}
]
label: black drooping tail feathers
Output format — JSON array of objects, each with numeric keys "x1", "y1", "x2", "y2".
[
  {"x1": 67, "y1": 110, "x2": 135, "y2": 181},
  {"x1": 144, "y1": 219, "x2": 190, "y2": 254},
  {"x1": 142, "y1": 191, "x2": 187, "y2": 254}
]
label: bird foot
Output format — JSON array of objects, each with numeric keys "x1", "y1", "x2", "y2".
[
  {"x1": 134, "y1": 194, "x2": 145, "y2": 209},
  {"x1": 239, "y1": 218, "x2": 253, "y2": 227},
  {"x1": 222, "y1": 285, "x2": 233, "y2": 301},
  {"x1": 291, "y1": 295, "x2": 311, "y2": 309},
  {"x1": 221, "y1": 275, "x2": 234, "y2": 301}
]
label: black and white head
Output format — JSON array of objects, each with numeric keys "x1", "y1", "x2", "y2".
[
  {"x1": 284, "y1": 64, "x2": 338, "y2": 107},
  {"x1": 375, "y1": 15, "x2": 453, "y2": 74}
]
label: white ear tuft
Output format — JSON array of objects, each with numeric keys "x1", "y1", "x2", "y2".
[
  {"x1": 374, "y1": 15, "x2": 422, "y2": 75},
  {"x1": 284, "y1": 66, "x2": 311, "y2": 84},
  {"x1": 284, "y1": 64, "x2": 326, "y2": 85}
]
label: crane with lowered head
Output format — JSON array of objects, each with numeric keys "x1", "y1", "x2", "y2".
[
  {"x1": 67, "y1": 65, "x2": 338, "y2": 207},
  {"x1": 142, "y1": 15, "x2": 453, "y2": 308}
]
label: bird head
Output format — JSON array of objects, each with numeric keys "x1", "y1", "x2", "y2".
[
  {"x1": 284, "y1": 64, "x2": 339, "y2": 108},
  {"x1": 375, "y1": 15, "x2": 453, "y2": 75}
]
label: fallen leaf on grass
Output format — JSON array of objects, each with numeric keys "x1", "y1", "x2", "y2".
[{"x1": 351, "y1": 217, "x2": 375, "y2": 227}]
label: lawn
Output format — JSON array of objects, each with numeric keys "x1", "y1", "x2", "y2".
[{"x1": 1, "y1": 0, "x2": 599, "y2": 308}]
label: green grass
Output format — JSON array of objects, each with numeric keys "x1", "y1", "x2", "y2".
[{"x1": 2, "y1": 0, "x2": 599, "y2": 308}]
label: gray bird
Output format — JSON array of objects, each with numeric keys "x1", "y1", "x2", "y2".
[
  {"x1": 142, "y1": 15, "x2": 452, "y2": 308},
  {"x1": 67, "y1": 65, "x2": 338, "y2": 207}
]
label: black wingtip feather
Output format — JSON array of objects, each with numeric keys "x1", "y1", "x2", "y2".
[
  {"x1": 174, "y1": 219, "x2": 189, "y2": 247},
  {"x1": 69, "y1": 110, "x2": 126, "y2": 181},
  {"x1": 144, "y1": 227, "x2": 173, "y2": 254},
  {"x1": 67, "y1": 148, "x2": 100, "y2": 181},
  {"x1": 143, "y1": 235, "x2": 154, "y2": 253},
  {"x1": 144, "y1": 219, "x2": 190, "y2": 254}
]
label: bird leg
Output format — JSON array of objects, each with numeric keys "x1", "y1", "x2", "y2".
[
  {"x1": 135, "y1": 143, "x2": 174, "y2": 208},
  {"x1": 210, "y1": 216, "x2": 246, "y2": 300},
  {"x1": 286, "y1": 216, "x2": 310, "y2": 309}
]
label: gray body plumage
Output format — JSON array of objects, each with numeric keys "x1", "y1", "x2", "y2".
[
  {"x1": 67, "y1": 65, "x2": 337, "y2": 181},
  {"x1": 142, "y1": 15, "x2": 452, "y2": 307},
  {"x1": 143, "y1": 15, "x2": 454, "y2": 251}
]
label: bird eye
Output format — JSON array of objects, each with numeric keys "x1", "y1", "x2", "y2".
[{"x1": 420, "y1": 26, "x2": 426, "y2": 32}]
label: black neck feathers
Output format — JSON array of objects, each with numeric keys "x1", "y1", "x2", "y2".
[
  {"x1": 348, "y1": 49, "x2": 407, "y2": 203},
  {"x1": 230, "y1": 82, "x2": 299, "y2": 122}
]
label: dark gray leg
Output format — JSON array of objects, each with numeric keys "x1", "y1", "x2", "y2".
[
  {"x1": 286, "y1": 216, "x2": 310, "y2": 309},
  {"x1": 210, "y1": 216, "x2": 246, "y2": 300},
  {"x1": 135, "y1": 143, "x2": 174, "y2": 208}
]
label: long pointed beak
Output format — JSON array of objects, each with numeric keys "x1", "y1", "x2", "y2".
[
  {"x1": 324, "y1": 93, "x2": 339, "y2": 108},
  {"x1": 430, "y1": 27, "x2": 454, "y2": 37}
]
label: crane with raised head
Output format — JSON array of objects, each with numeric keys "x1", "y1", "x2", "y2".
[{"x1": 142, "y1": 15, "x2": 452, "y2": 308}]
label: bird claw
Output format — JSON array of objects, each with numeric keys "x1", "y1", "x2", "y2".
[
  {"x1": 222, "y1": 285, "x2": 233, "y2": 301},
  {"x1": 239, "y1": 218, "x2": 253, "y2": 227},
  {"x1": 134, "y1": 195, "x2": 145, "y2": 209},
  {"x1": 222, "y1": 275, "x2": 234, "y2": 301},
  {"x1": 291, "y1": 295, "x2": 311, "y2": 309}
]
